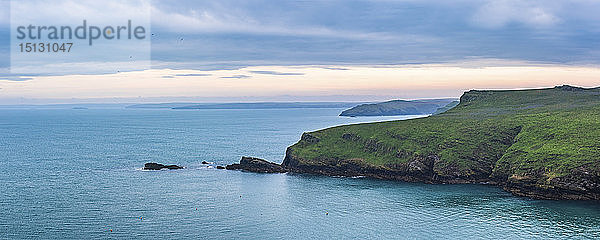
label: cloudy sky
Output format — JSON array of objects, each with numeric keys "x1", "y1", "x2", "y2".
[{"x1": 0, "y1": 0, "x2": 599, "y2": 103}]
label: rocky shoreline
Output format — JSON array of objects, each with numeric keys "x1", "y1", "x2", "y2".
[{"x1": 226, "y1": 153, "x2": 600, "y2": 201}]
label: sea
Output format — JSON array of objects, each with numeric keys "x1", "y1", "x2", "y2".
[{"x1": 0, "y1": 107, "x2": 599, "y2": 239}]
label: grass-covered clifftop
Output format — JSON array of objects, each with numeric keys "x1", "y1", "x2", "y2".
[{"x1": 283, "y1": 85, "x2": 600, "y2": 200}]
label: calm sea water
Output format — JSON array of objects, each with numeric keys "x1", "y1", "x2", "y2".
[{"x1": 1, "y1": 107, "x2": 599, "y2": 239}]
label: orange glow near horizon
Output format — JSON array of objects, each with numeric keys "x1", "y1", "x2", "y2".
[{"x1": 1, "y1": 61, "x2": 599, "y2": 102}]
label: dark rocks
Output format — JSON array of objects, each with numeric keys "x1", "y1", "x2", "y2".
[
  {"x1": 283, "y1": 146, "x2": 495, "y2": 184},
  {"x1": 202, "y1": 161, "x2": 209, "y2": 164},
  {"x1": 226, "y1": 157, "x2": 287, "y2": 173},
  {"x1": 284, "y1": 148, "x2": 439, "y2": 183},
  {"x1": 502, "y1": 164, "x2": 600, "y2": 200},
  {"x1": 300, "y1": 133, "x2": 320, "y2": 144},
  {"x1": 341, "y1": 133, "x2": 360, "y2": 141},
  {"x1": 282, "y1": 148, "x2": 300, "y2": 169},
  {"x1": 269, "y1": 145, "x2": 600, "y2": 200},
  {"x1": 407, "y1": 155, "x2": 436, "y2": 175},
  {"x1": 216, "y1": 165, "x2": 225, "y2": 169},
  {"x1": 143, "y1": 162, "x2": 184, "y2": 170}
]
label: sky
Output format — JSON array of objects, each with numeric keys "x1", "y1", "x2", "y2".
[{"x1": 0, "y1": 0, "x2": 599, "y2": 104}]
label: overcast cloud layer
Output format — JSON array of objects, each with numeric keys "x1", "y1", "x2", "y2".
[{"x1": 0, "y1": 0, "x2": 599, "y2": 74}]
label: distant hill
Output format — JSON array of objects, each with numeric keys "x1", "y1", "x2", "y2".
[
  {"x1": 432, "y1": 100, "x2": 459, "y2": 115},
  {"x1": 339, "y1": 99, "x2": 457, "y2": 117},
  {"x1": 127, "y1": 102, "x2": 363, "y2": 110},
  {"x1": 0, "y1": 103, "x2": 129, "y2": 109},
  {"x1": 126, "y1": 103, "x2": 199, "y2": 109}
]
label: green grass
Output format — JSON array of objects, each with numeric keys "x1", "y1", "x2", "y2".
[{"x1": 288, "y1": 86, "x2": 600, "y2": 183}]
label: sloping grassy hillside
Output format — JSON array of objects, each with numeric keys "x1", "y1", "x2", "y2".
[
  {"x1": 284, "y1": 85, "x2": 600, "y2": 199},
  {"x1": 339, "y1": 99, "x2": 455, "y2": 116}
]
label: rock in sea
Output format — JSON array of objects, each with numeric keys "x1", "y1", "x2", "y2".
[
  {"x1": 143, "y1": 162, "x2": 184, "y2": 170},
  {"x1": 225, "y1": 157, "x2": 287, "y2": 173}
]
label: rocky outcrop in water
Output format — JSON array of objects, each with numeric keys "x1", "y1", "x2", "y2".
[
  {"x1": 143, "y1": 163, "x2": 184, "y2": 170},
  {"x1": 225, "y1": 157, "x2": 287, "y2": 173}
]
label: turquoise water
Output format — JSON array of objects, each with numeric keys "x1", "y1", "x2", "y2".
[{"x1": 0, "y1": 108, "x2": 599, "y2": 239}]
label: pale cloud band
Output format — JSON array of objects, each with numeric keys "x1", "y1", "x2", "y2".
[{"x1": 1, "y1": 60, "x2": 599, "y2": 104}]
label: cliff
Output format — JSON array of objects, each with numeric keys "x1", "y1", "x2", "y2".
[{"x1": 281, "y1": 85, "x2": 600, "y2": 200}]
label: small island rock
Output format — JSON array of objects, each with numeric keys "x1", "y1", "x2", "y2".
[
  {"x1": 143, "y1": 162, "x2": 184, "y2": 170},
  {"x1": 225, "y1": 157, "x2": 287, "y2": 173}
]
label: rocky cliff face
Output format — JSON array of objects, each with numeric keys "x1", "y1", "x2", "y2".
[
  {"x1": 282, "y1": 147, "x2": 495, "y2": 184},
  {"x1": 228, "y1": 149, "x2": 600, "y2": 200},
  {"x1": 283, "y1": 146, "x2": 600, "y2": 200},
  {"x1": 499, "y1": 163, "x2": 600, "y2": 200}
]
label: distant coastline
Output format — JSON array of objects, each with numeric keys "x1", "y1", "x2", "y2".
[
  {"x1": 126, "y1": 102, "x2": 365, "y2": 110},
  {"x1": 339, "y1": 99, "x2": 457, "y2": 117}
]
